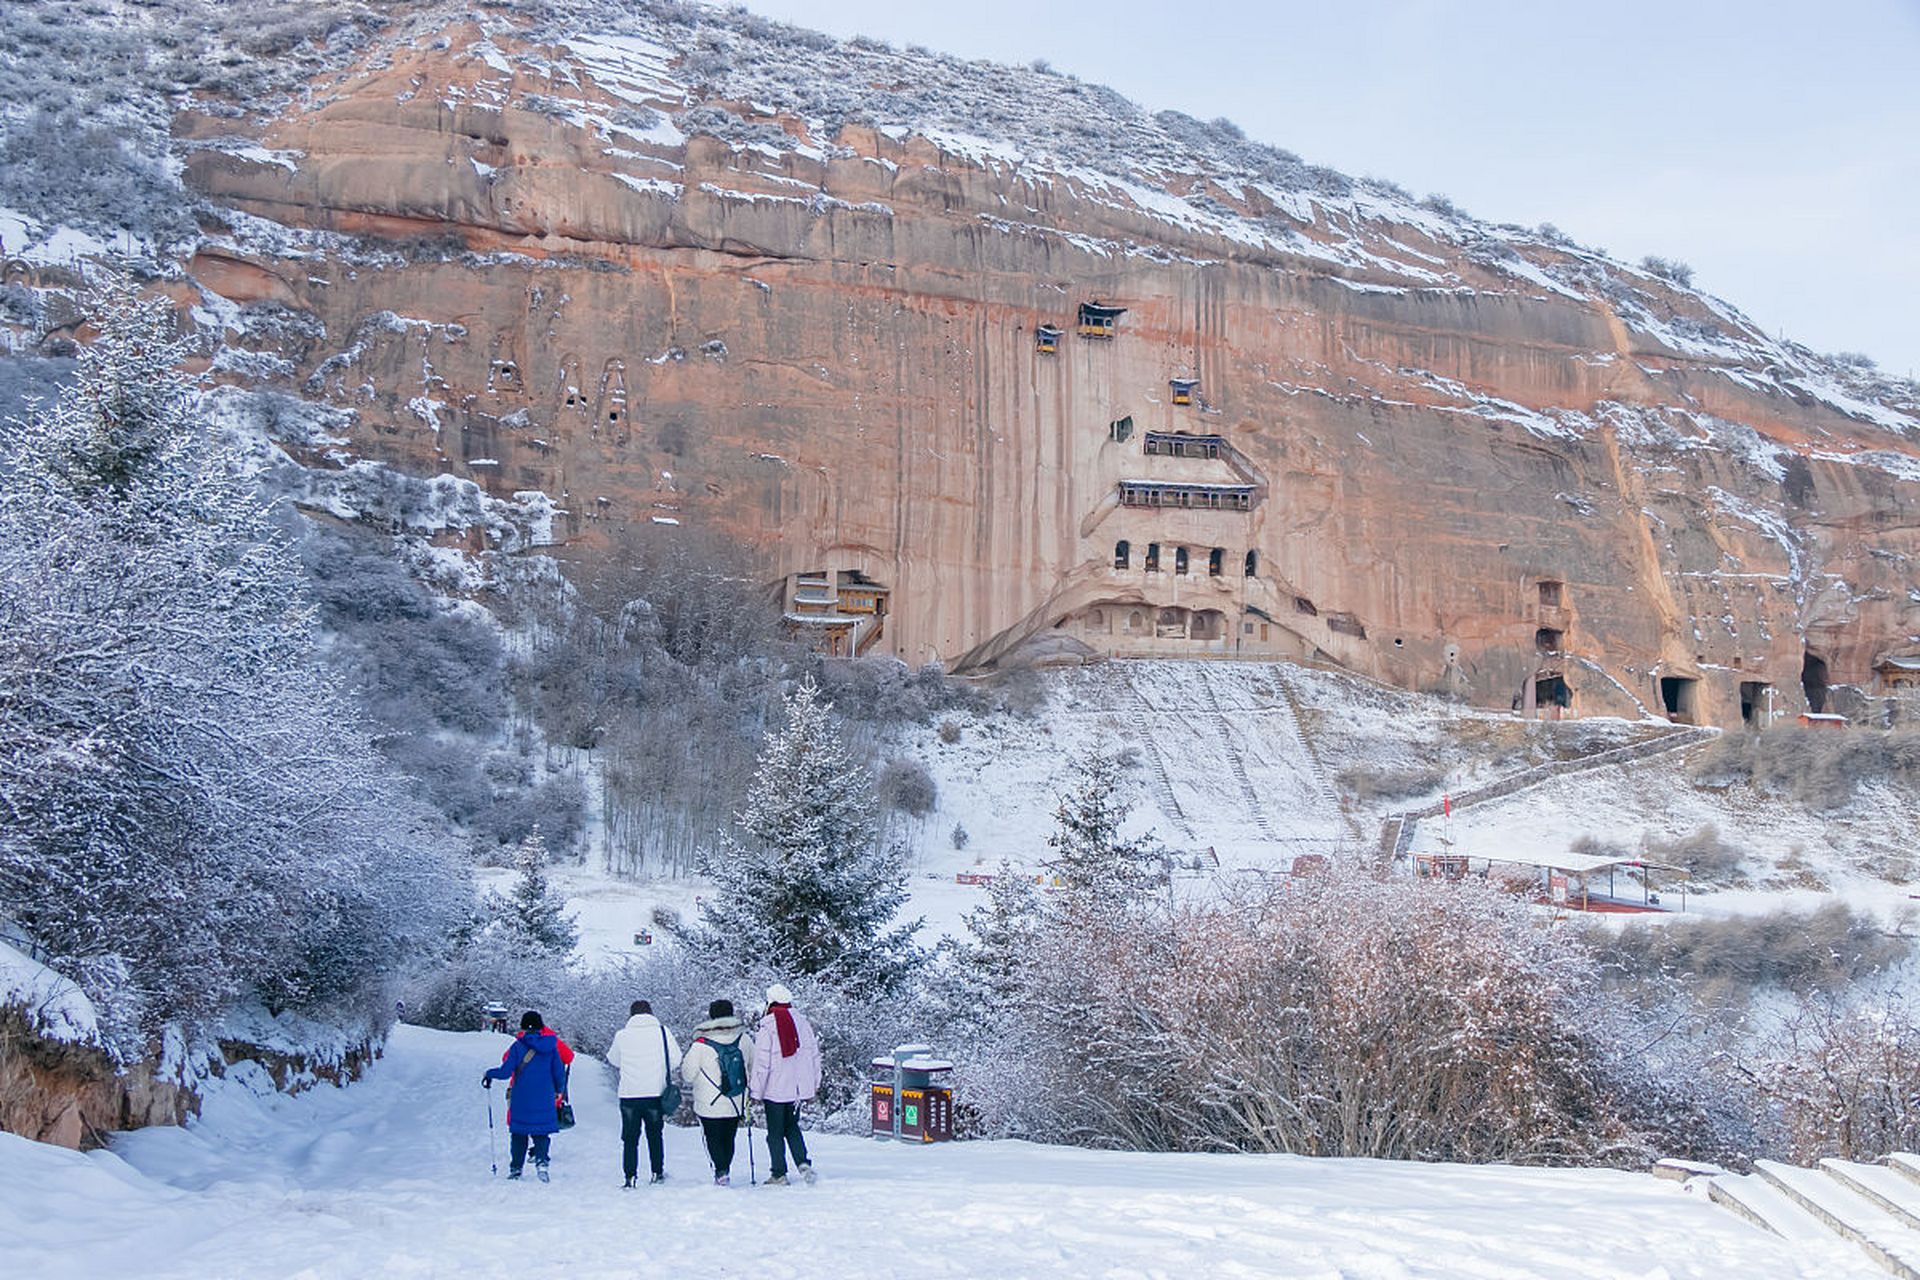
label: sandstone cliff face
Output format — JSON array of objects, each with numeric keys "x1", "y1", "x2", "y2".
[
  {"x1": 0, "y1": 1008, "x2": 195, "y2": 1150},
  {"x1": 23, "y1": 6, "x2": 1920, "y2": 729}
]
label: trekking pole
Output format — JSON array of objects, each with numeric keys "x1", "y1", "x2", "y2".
[
  {"x1": 746, "y1": 1098, "x2": 757, "y2": 1186},
  {"x1": 488, "y1": 1092, "x2": 499, "y2": 1177}
]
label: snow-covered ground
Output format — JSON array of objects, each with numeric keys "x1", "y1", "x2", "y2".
[
  {"x1": 1406, "y1": 745, "x2": 1920, "y2": 925},
  {"x1": 3, "y1": 1025, "x2": 1880, "y2": 1279},
  {"x1": 538, "y1": 659, "x2": 1917, "y2": 962}
]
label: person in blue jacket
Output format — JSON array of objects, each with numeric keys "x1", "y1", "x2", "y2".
[{"x1": 483, "y1": 1009, "x2": 569, "y2": 1181}]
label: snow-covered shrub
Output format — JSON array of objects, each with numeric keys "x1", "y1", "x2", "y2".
[
  {"x1": 1690, "y1": 727, "x2": 1920, "y2": 812},
  {"x1": 1644, "y1": 823, "x2": 1747, "y2": 885},
  {"x1": 1336, "y1": 763, "x2": 1444, "y2": 803},
  {"x1": 809, "y1": 657, "x2": 988, "y2": 726},
  {"x1": 877, "y1": 756, "x2": 938, "y2": 820},
  {"x1": 1758, "y1": 991, "x2": 1920, "y2": 1163},
  {"x1": 1590, "y1": 903, "x2": 1909, "y2": 1001},
  {"x1": 1640, "y1": 255, "x2": 1696, "y2": 288}
]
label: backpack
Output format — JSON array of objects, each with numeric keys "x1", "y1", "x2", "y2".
[{"x1": 703, "y1": 1036, "x2": 748, "y2": 1099}]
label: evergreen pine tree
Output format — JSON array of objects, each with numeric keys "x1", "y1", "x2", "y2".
[
  {"x1": 487, "y1": 828, "x2": 578, "y2": 958},
  {"x1": 689, "y1": 677, "x2": 919, "y2": 993},
  {"x1": 1045, "y1": 749, "x2": 1168, "y2": 912},
  {"x1": 955, "y1": 861, "x2": 1042, "y2": 1008}
]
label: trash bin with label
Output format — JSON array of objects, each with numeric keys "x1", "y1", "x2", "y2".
[{"x1": 871, "y1": 1042, "x2": 954, "y2": 1143}]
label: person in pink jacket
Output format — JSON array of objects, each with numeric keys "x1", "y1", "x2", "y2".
[{"x1": 748, "y1": 982, "x2": 822, "y2": 1185}]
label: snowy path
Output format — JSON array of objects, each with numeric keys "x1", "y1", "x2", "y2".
[{"x1": 6, "y1": 1026, "x2": 1879, "y2": 1279}]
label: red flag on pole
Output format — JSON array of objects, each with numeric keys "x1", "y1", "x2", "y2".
[{"x1": 1443, "y1": 793, "x2": 1452, "y2": 818}]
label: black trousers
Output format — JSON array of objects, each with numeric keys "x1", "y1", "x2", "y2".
[
  {"x1": 699, "y1": 1114, "x2": 742, "y2": 1176},
  {"x1": 620, "y1": 1097, "x2": 665, "y2": 1179},
  {"x1": 763, "y1": 1100, "x2": 809, "y2": 1178},
  {"x1": 509, "y1": 1131, "x2": 550, "y2": 1173}
]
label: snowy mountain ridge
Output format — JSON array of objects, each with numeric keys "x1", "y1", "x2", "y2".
[{"x1": 2, "y1": 0, "x2": 1914, "y2": 424}]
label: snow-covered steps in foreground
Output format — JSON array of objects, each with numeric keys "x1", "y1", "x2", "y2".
[
  {"x1": 1823, "y1": 1160, "x2": 1920, "y2": 1232},
  {"x1": 1707, "y1": 1156, "x2": 1920, "y2": 1279},
  {"x1": 1708, "y1": 1169, "x2": 1838, "y2": 1242}
]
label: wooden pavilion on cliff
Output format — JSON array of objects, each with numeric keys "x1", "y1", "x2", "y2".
[
  {"x1": 1035, "y1": 324, "x2": 1062, "y2": 354},
  {"x1": 1078, "y1": 301, "x2": 1126, "y2": 339},
  {"x1": 1169, "y1": 377, "x2": 1199, "y2": 406}
]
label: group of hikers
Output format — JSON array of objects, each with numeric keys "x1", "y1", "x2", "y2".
[{"x1": 481, "y1": 983, "x2": 823, "y2": 1187}]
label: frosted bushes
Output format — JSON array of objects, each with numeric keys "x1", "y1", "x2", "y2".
[
  {"x1": 1691, "y1": 726, "x2": 1920, "y2": 811},
  {"x1": 0, "y1": 287, "x2": 469, "y2": 1053},
  {"x1": 951, "y1": 864, "x2": 1675, "y2": 1162},
  {"x1": 1759, "y1": 993, "x2": 1920, "y2": 1163}
]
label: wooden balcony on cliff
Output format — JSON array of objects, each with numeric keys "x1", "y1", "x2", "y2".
[
  {"x1": 1036, "y1": 324, "x2": 1062, "y2": 353},
  {"x1": 1143, "y1": 431, "x2": 1222, "y2": 460},
  {"x1": 782, "y1": 571, "x2": 890, "y2": 657},
  {"x1": 1118, "y1": 480, "x2": 1256, "y2": 512},
  {"x1": 1169, "y1": 377, "x2": 1199, "y2": 406},
  {"x1": 1078, "y1": 301, "x2": 1126, "y2": 339}
]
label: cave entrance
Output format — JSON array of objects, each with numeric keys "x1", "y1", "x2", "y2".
[
  {"x1": 1802, "y1": 652, "x2": 1829, "y2": 714},
  {"x1": 1740, "y1": 681, "x2": 1771, "y2": 728},
  {"x1": 1535, "y1": 627, "x2": 1563, "y2": 653},
  {"x1": 1534, "y1": 674, "x2": 1570, "y2": 720},
  {"x1": 1659, "y1": 675, "x2": 1699, "y2": 724}
]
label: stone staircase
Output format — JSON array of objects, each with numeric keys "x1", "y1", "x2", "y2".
[
  {"x1": 1199, "y1": 671, "x2": 1278, "y2": 839},
  {"x1": 1129, "y1": 684, "x2": 1199, "y2": 844},
  {"x1": 1378, "y1": 723, "x2": 1717, "y2": 861},
  {"x1": 1708, "y1": 1154, "x2": 1920, "y2": 1277}
]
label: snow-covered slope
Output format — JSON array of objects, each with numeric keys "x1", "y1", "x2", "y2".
[
  {"x1": 1, "y1": 1024, "x2": 1878, "y2": 1279},
  {"x1": 533, "y1": 660, "x2": 1916, "y2": 963},
  {"x1": 0, "y1": 938, "x2": 97, "y2": 1046}
]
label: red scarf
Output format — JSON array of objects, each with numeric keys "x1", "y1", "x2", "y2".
[{"x1": 770, "y1": 1003, "x2": 799, "y2": 1058}]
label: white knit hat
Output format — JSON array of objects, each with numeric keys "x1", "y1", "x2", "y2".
[{"x1": 765, "y1": 982, "x2": 794, "y2": 1005}]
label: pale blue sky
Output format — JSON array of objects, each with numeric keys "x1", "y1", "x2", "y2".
[{"x1": 744, "y1": 0, "x2": 1920, "y2": 376}]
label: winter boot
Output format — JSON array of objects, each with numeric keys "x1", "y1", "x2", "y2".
[
  {"x1": 536, "y1": 1162, "x2": 550, "y2": 1184},
  {"x1": 623, "y1": 1176, "x2": 637, "y2": 1189},
  {"x1": 649, "y1": 1172, "x2": 665, "y2": 1185},
  {"x1": 765, "y1": 1174, "x2": 789, "y2": 1186},
  {"x1": 800, "y1": 1163, "x2": 817, "y2": 1185},
  {"x1": 714, "y1": 1173, "x2": 731, "y2": 1187},
  {"x1": 508, "y1": 1169, "x2": 523, "y2": 1181}
]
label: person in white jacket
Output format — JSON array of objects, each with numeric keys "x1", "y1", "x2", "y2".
[
  {"x1": 606, "y1": 999, "x2": 681, "y2": 1187},
  {"x1": 680, "y1": 998, "x2": 755, "y2": 1185}
]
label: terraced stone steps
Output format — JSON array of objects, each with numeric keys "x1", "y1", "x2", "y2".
[{"x1": 1707, "y1": 1154, "x2": 1920, "y2": 1279}]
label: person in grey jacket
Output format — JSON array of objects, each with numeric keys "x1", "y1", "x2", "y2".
[{"x1": 681, "y1": 998, "x2": 755, "y2": 1185}]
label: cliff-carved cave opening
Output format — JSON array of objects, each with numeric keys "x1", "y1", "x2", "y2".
[
  {"x1": 1659, "y1": 675, "x2": 1699, "y2": 724},
  {"x1": 1536, "y1": 628, "x2": 1563, "y2": 652},
  {"x1": 1535, "y1": 674, "x2": 1570, "y2": 714},
  {"x1": 1174, "y1": 546, "x2": 1190, "y2": 575},
  {"x1": 1538, "y1": 579, "x2": 1564, "y2": 608},
  {"x1": 1802, "y1": 652, "x2": 1829, "y2": 713},
  {"x1": 1114, "y1": 539, "x2": 1130, "y2": 570},
  {"x1": 1110, "y1": 415, "x2": 1134, "y2": 443},
  {"x1": 1145, "y1": 542, "x2": 1161, "y2": 572},
  {"x1": 1245, "y1": 550, "x2": 1259, "y2": 578},
  {"x1": 1740, "y1": 681, "x2": 1771, "y2": 727},
  {"x1": 1208, "y1": 547, "x2": 1223, "y2": 576}
]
